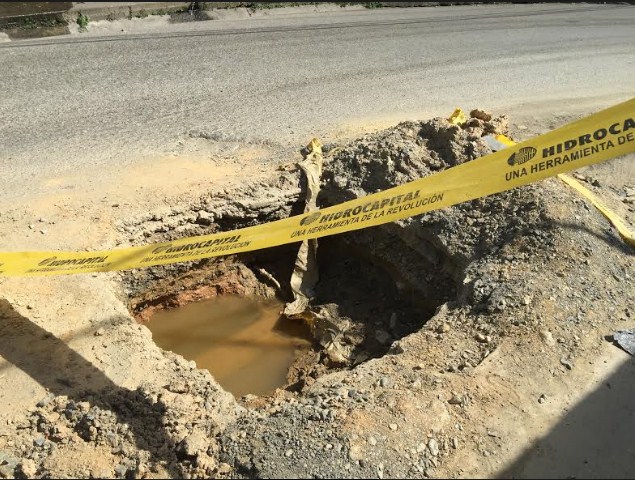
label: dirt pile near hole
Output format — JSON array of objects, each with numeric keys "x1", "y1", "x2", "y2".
[{"x1": 5, "y1": 110, "x2": 633, "y2": 479}]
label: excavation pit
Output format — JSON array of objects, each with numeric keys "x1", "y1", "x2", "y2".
[
  {"x1": 123, "y1": 111, "x2": 524, "y2": 399},
  {"x1": 127, "y1": 229, "x2": 459, "y2": 398}
]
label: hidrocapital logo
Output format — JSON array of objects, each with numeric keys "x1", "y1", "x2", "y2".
[
  {"x1": 300, "y1": 211, "x2": 321, "y2": 226},
  {"x1": 507, "y1": 146, "x2": 537, "y2": 166}
]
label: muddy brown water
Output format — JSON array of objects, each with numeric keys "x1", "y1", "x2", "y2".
[{"x1": 147, "y1": 296, "x2": 312, "y2": 398}]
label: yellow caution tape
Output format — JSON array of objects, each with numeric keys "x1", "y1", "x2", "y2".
[
  {"x1": 491, "y1": 133, "x2": 635, "y2": 248},
  {"x1": 558, "y1": 174, "x2": 635, "y2": 248},
  {"x1": 447, "y1": 108, "x2": 467, "y2": 125},
  {"x1": 1, "y1": 98, "x2": 634, "y2": 277}
]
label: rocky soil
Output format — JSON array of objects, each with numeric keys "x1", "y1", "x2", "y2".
[{"x1": 0, "y1": 110, "x2": 633, "y2": 479}]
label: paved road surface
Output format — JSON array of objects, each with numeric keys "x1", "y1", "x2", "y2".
[{"x1": 1, "y1": 3, "x2": 634, "y2": 202}]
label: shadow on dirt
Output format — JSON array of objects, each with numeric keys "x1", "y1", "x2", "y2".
[
  {"x1": 0, "y1": 299, "x2": 182, "y2": 477},
  {"x1": 498, "y1": 352, "x2": 635, "y2": 479}
]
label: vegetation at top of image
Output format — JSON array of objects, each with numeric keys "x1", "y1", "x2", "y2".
[
  {"x1": 12, "y1": 14, "x2": 65, "y2": 30},
  {"x1": 248, "y1": 2, "x2": 321, "y2": 9},
  {"x1": 76, "y1": 11, "x2": 89, "y2": 31}
]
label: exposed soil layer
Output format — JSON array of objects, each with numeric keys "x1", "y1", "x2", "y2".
[{"x1": 1, "y1": 111, "x2": 633, "y2": 479}]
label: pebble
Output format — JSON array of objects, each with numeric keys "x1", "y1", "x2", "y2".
[
  {"x1": 94, "y1": 328, "x2": 105, "y2": 337},
  {"x1": 380, "y1": 377, "x2": 392, "y2": 388},
  {"x1": 428, "y1": 438, "x2": 439, "y2": 456},
  {"x1": 19, "y1": 459, "x2": 37, "y2": 478},
  {"x1": 196, "y1": 210, "x2": 214, "y2": 226},
  {"x1": 560, "y1": 356, "x2": 574, "y2": 370},
  {"x1": 36, "y1": 393, "x2": 55, "y2": 408},
  {"x1": 540, "y1": 330, "x2": 556, "y2": 346},
  {"x1": 114, "y1": 464, "x2": 128, "y2": 477},
  {"x1": 375, "y1": 330, "x2": 392, "y2": 345},
  {"x1": 368, "y1": 436, "x2": 377, "y2": 446},
  {"x1": 538, "y1": 394, "x2": 547, "y2": 404},
  {"x1": 181, "y1": 431, "x2": 208, "y2": 457},
  {"x1": 448, "y1": 393, "x2": 463, "y2": 405},
  {"x1": 437, "y1": 323, "x2": 451, "y2": 334},
  {"x1": 476, "y1": 333, "x2": 492, "y2": 343},
  {"x1": 285, "y1": 449, "x2": 294, "y2": 458},
  {"x1": 389, "y1": 423, "x2": 398, "y2": 431}
]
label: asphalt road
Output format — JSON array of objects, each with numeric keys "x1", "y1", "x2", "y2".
[{"x1": 1, "y1": 3, "x2": 634, "y2": 202}]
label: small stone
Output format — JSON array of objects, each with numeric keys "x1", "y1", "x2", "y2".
[
  {"x1": 389, "y1": 312, "x2": 397, "y2": 330},
  {"x1": 448, "y1": 394, "x2": 463, "y2": 405},
  {"x1": 18, "y1": 459, "x2": 37, "y2": 478},
  {"x1": 40, "y1": 229, "x2": 47, "y2": 235},
  {"x1": 368, "y1": 436, "x2": 377, "y2": 446},
  {"x1": 475, "y1": 333, "x2": 487, "y2": 343},
  {"x1": 428, "y1": 438, "x2": 439, "y2": 456},
  {"x1": 36, "y1": 392, "x2": 55, "y2": 408},
  {"x1": 28, "y1": 224, "x2": 34, "y2": 230},
  {"x1": 114, "y1": 464, "x2": 128, "y2": 477},
  {"x1": 285, "y1": 449, "x2": 294, "y2": 458},
  {"x1": 521, "y1": 295, "x2": 532, "y2": 305},
  {"x1": 0, "y1": 465, "x2": 15, "y2": 478},
  {"x1": 348, "y1": 444, "x2": 363, "y2": 461},
  {"x1": 195, "y1": 453, "x2": 217, "y2": 473},
  {"x1": 33, "y1": 437, "x2": 45, "y2": 447},
  {"x1": 451, "y1": 437, "x2": 459, "y2": 449},
  {"x1": 380, "y1": 377, "x2": 391, "y2": 388},
  {"x1": 195, "y1": 210, "x2": 214, "y2": 226},
  {"x1": 389, "y1": 423, "x2": 398, "y2": 431},
  {"x1": 180, "y1": 431, "x2": 208, "y2": 457},
  {"x1": 540, "y1": 330, "x2": 556, "y2": 346},
  {"x1": 538, "y1": 394, "x2": 547, "y2": 404},
  {"x1": 94, "y1": 328, "x2": 105, "y2": 337},
  {"x1": 375, "y1": 329, "x2": 392, "y2": 345},
  {"x1": 560, "y1": 356, "x2": 574, "y2": 370},
  {"x1": 437, "y1": 323, "x2": 451, "y2": 334},
  {"x1": 517, "y1": 124, "x2": 528, "y2": 130}
]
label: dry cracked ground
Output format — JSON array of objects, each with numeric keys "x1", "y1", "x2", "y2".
[{"x1": 0, "y1": 108, "x2": 634, "y2": 479}]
